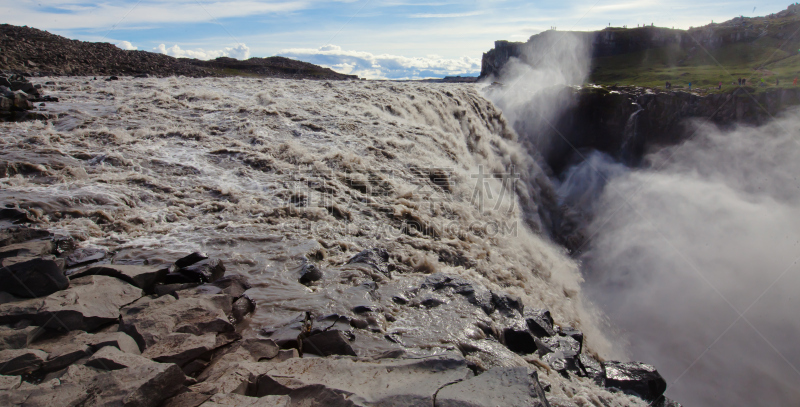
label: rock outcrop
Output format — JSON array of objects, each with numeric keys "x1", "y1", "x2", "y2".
[{"x1": 0, "y1": 24, "x2": 359, "y2": 80}]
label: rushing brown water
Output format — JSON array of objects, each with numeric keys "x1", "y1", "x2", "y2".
[{"x1": 0, "y1": 76, "x2": 646, "y2": 406}]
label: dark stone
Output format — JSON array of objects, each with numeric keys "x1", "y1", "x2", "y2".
[
  {"x1": 298, "y1": 263, "x2": 323, "y2": 285},
  {"x1": 492, "y1": 292, "x2": 523, "y2": 316},
  {"x1": 502, "y1": 320, "x2": 538, "y2": 354},
  {"x1": 164, "y1": 272, "x2": 197, "y2": 285},
  {"x1": 302, "y1": 330, "x2": 357, "y2": 357},
  {"x1": 153, "y1": 283, "x2": 200, "y2": 297},
  {"x1": 352, "y1": 305, "x2": 377, "y2": 314},
  {"x1": 558, "y1": 326, "x2": 583, "y2": 352},
  {"x1": 421, "y1": 273, "x2": 474, "y2": 296},
  {"x1": 525, "y1": 309, "x2": 557, "y2": 337},
  {"x1": 0, "y1": 227, "x2": 51, "y2": 247},
  {"x1": 653, "y1": 396, "x2": 684, "y2": 407},
  {"x1": 64, "y1": 247, "x2": 107, "y2": 267},
  {"x1": 603, "y1": 361, "x2": 667, "y2": 402},
  {"x1": 392, "y1": 295, "x2": 409, "y2": 305},
  {"x1": 0, "y1": 348, "x2": 47, "y2": 375},
  {"x1": 174, "y1": 252, "x2": 208, "y2": 269},
  {"x1": 467, "y1": 289, "x2": 495, "y2": 315},
  {"x1": 420, "y1": 296, "x2": 446, "y2": 308},
  {"x1": 0, "y1": 208, "x2": 29, "y2": 223},
  {"x1": 0, "y1": 258, "x2": 68, "y2": 298},
  {"x1": 105, "y1": 76, "x2": 119, "y2": 81},
  {"x1": 345, "y1": 248, "x2": 391, "y2": 276},
  {"x1": 231, "y1": 295, "x2": 255, "y2": 323},
  {"x1": 578, "y1": 354, "x2": 605, "y2": 386},
  {"x1": 209, "y1": 274, "x2": 250, "y2": 298},
  {"x1": 179, "y1": 258, "x2": 225, "y2": 283}
]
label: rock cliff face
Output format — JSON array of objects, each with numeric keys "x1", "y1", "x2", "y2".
[
  {"x1": 545, "y1": 86, "x2": 800, "y2": 173},
  {"x1": 480, "y1": 8, "x2": 795, "y2": 79}
]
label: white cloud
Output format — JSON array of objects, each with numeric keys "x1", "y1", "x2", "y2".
[
  {"x1": 409, "y1": 11, "x2": 484, "y2": 18},
  {"x1": 154, "y1": 43, "x2": 251, "y2": 60},
  {"x1": 278, "y1": 45, "x2": 480, "y2": 79},
  {"x1": 115, "y1": 41, "x2": 137, "y2": 50}
]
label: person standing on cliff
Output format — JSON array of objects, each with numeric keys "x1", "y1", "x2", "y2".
[
  {"x1": 719, "y1": 81, "x2": 722, "y2": 90},
  {"x1": 793, "y1": 77, "x2": 798, "y2": 86},
  {"x1": 688, "y1": 82, "x2": 692, "y2": 90}
]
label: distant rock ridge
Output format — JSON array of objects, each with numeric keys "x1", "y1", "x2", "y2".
[
  {"x1": 0, "y1": 24, "x2": 359, "y2": 80},
  {"x1": 480, "y1": 5, "x2": 799, "y2": 79}
]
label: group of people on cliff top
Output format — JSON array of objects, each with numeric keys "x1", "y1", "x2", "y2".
[{"x1": 664, "y1": 77, "x2": 798, "y2": 90}]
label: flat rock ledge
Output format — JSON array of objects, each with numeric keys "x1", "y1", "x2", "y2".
[{"x1": 0, "y1": 226, "x2": 679, "y2": 406}]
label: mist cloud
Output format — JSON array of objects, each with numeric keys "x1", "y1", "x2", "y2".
[{"x1": 582, "y1": 111, "x2": 800, "y2": 405}]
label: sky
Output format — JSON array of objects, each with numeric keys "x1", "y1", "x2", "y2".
[{"x1": 2, "y1": 0, "x2": 793, "y2": 79}]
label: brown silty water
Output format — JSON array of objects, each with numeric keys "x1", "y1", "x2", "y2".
[{"x1": 0, "y1": 76, "x2": 644, "y2": 406}]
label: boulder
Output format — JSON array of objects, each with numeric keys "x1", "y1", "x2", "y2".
[
  {"x1": 0, "y1": 275, "x2": 143, "y2": 331},
  {"x1": 0, "y1": 258, "x2": 69, "y2": 298},
  {"x1": 120, "y1": 293, "x2": 234, "y2": 351},
  {"x1": 524, "y1": 309, "x2": 556, "y2": 337},
  {"x1": 603, "y1": 361, "x2": 667, "y2": 402},
  {"x1": 492, "y1": 293, "x2": 524, "y2": 317},
  {"x1": 199, "y1": 393, "x2": 290, "y2": 407},
  {"x1": 458, "y1": 339, "x2": 529, "y2": 372},
  {"x1": 535, "y1": 336, "x2": 581, "y2": 373},
  {"x1": 436, "y1": 367, "x2": 550, "y2": 407},
  {"x1": 302, "y1": 330, "x2": 357, "y2": 357},
  {"x1": 231, "y1": 296, "x2": 255, "y2": 323},
  {"x1": 0, "y1": 348, "x2": 47, "y2": 375},
  {"x1": 69, "y1": 264, "x2": 166, "y2": 291},
  {"x1": 179, "y1": 259, "x2": 225, "y2": 283},
  {"x1": 557, "y1": 326, "x2": 583, "y2": 352},
  {"x1": 299, "y1": 263, "x2": 323, "y2": 285},
  {"x1": 175, "y1": 252, "x2": 209, "y2": 268}
]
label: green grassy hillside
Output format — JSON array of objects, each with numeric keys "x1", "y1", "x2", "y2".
[{"x1": 589, "y1": 8, "x2": 800, "y2": 93}]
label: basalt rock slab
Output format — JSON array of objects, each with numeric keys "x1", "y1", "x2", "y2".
[
  {"x1": 436, "y1": 366, "x2": 550, "y2": 407},
  {"x1": 163, "y1": 391, "x2": 213, "y2": 407},
  {"x1": 0, "y1": 324, "x2": 40, "y2": 350},
  {"x1": 32, "y1": 330, "x2": 140, "y2": 371},
  {"x1": 64, "y1": 247, "x2": 107, "y2": 268},
  {"x1": 255, "y1": 353, "x2": 472, "y2": 406},
  {"x1": 120, "y1": 294, "x2": 234, "y2": 351},
  {"x1": 84, "y1": 345, "x2": 158, "y2": 370},
  {"x1": 0, "y1": 275, "x2": 142, "y2": 331},
  {"x1": 0, "y1": 348, "x2": 47, "y2": 375},
  {"x1": 85, "y1": 360, "x2": 187, "y2": 406},
  {"x1": 142, "y1": 332, "x2": 237, "y2": 366},
  {"x1": 524, "y1": 309, "x2": 556, "y2": 338},
  {"x1": 70, "y1": 264, "x2": 167, "y2": 291},
  {"x1": 458, "y1": 339, "x2": 529, "y2": 372},
  {"x1": 603, "y1": 361, "x2": 667, "y2": 402},
  {"x1": 577, "y1": 354, "x2": 604, "y2": 386},
  {"x1": 0, "y1": 240, "x2": 53, "y2": 259},
  {"x1": 200, "y1": 393, "x2": 290, "y2": 407},
  {"x1": 0, "y1": 257, "x2": 68, "y2": 298},
  {"x1": 231, "y1": 296, "x2": 255, "y2": 323},
  {"x1": 302, "y1": 330, "x2": 357, "y2": 357}
]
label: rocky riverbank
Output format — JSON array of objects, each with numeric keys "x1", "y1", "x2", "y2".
[{"x1": 0, "y1": 76, "x2": 678, "y2": 406}]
